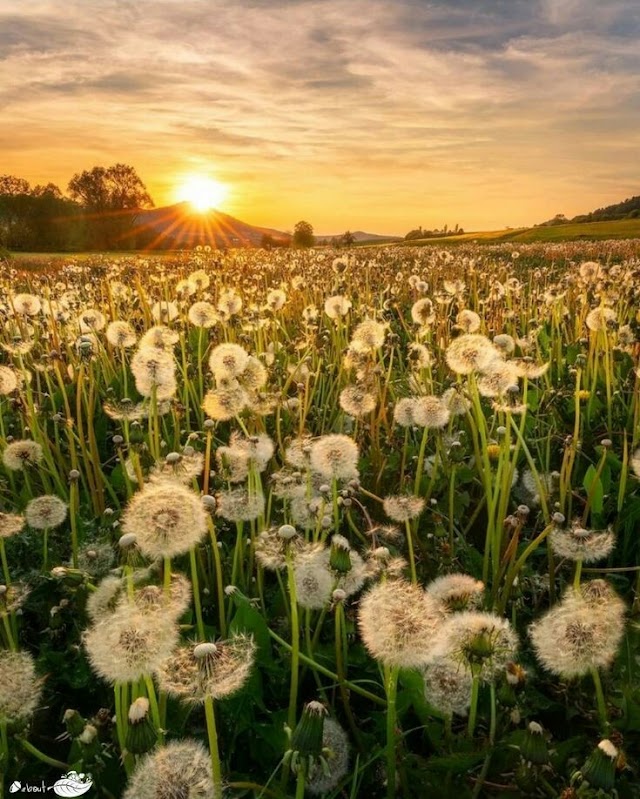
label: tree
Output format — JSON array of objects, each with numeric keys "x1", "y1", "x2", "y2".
[
  {"x1": 340, "y1": 231, "x2": 355, "y2": 247},
  {"x1": 68, "y1": 163, "x2": 154, "y2": 249},
  {"x1": 292, "y1": 220, "x2": 315, "y2": 248}
]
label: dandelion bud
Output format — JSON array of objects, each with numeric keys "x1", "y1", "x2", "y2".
[
  {"x1": 332, "y1": 588, "x2": 347, "y2": 603},
  {"x1": 126, "y1": 697, "x2": 158, "y2": 755},
  {"x1": 165, "y1": 452, "x2": 181, "y2": 464},
  {"x1": 600, "y1": 438, "x2": 612, "y2": 449},
  {"x1": 63, "y1": 709, "x2": 86, "y2": 738},
  {"x1": 118, "y1": 532, "x2": 137, "y2": 548},
  {"x1": 321, "y1": 515, "x2": 332, "y2": 529},
  {"x1": 329, "y1": 535, "x2": 352, "y2": 574},
  {"x1": 193, "y1": 642, "x2": 218, "y2": 659},
  {"x1": 517, "y1": 504, "x2": 530, "y2": 517},
  {"x1": 552, "y1": 512, "x2": 565, "y2": 525},
  {"x1": 203, "y1": 419, "x2": 215, "y2": 430},
  {"x1": 51, "y1": 567, "x2": 84, "y2": 586},
  {"x1": 579, "y1": 740, "x2": 618, "y2": 790},
  {"x1": 520, "y1": 721, "x2": 549, "y2": 765},
  {"x1": 290, "y1": 701, "x2": 327, "y2": 765},
  {"x1": 112, "y1": 435, "x2": 124, "y2": 446},
  {"x1": 496, "y1": 425, "x2": 507, "y2": 437},
  {"x1": 319, "y1": 484, "x2": 330, "y2": 494},
  {"x1": 68, "y1": 469, "x2": 80, "y2": 481},
  {"x1": 0, "y1": 585, "x2": 6, "y2": 597}
]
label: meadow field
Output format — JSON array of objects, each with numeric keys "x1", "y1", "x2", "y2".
[{"x1": 0, "y1": 240, "x2": 639, "y2": 798}]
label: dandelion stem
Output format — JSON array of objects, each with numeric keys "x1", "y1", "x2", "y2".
[
  {"x1": 467, "y1": 675, "x2": 480, "y2": 738},
  {"x1": 384, "y1": 665, "x2": 399, "y2": 799},
  {"x1": 591, "y1": 667, "x2": 608, "y2": 730},
  {"x1": 204, "y1": 696, "x2": 223, "y2": 797}
]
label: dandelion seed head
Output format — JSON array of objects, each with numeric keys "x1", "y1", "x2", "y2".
[
  {"x1": 0, "y1": 511, "x2": 25, "y2": 539},
  {"x1": 121, "y1": 482, "x2": 207, "y2": 559},
  {"x1": 339, "y1": 385, "x2": 376, "y2": 417},
  {"x1": 106, "y1": 321, "x2": 137, "y2": 348},
  {"x1": 445, "y1": 334, "x2": 500, "y2": 375},
  {"x1": 429, "y1": 611, "x2": 518, "y2": 682},
  {"x1": 350, "y1": 319, "x2": 387, "y2": 352},
  {"x1": 358, "y1": 579, "x2": 444, "y2": 668},
  {"x1": 426, "y1": 574, "x2": 484, "y2": 611},
  {"x1": 383, "y1": 494, "x2": 425, "y2": 522},
  {"x1": 324, "y1": 295, "x2": 352, "y2": 319},
  {"x1": 0, "y1": 365, "x2": 18, "y2": 395},
  {"x1": 549, "y1": 519, "x2": 616, "y2": 563},
  {"x1": 202, "y1": 384, "x2": 248, "y2": 421},
  {"x1": 123, "y1": 739, "x2": 215, "y2": 799},
  {"x1": 215, "y1": 489, "x2": 265, "y2": 522},
  {"x1": 423, "y1": 657, "x2": 473, "y2": 716},
  {"x1": 307, "y1": 718, "x2": 350, "y2": 795},
  {"x1": 84, "y1": 606, "x2": 179, "y2": 684},
  {"x1": 586, "y1": 306, "x2": 617, "y2": 332},
  {"x1": 25, "y1": 495, "x2": 68, "y2": 530},
  {"x1": 2, "y1": 440, "x2": 44, "y2": 471},
  {"x1": 12, "y1": 293, "x2": 42, "y2": 316},
  {"x1": 0, "y1": 650, "x2": 42, "y2": 726},
  {"x1": 456, "y1": 309, "x2": 481, "y2": 333},
  {"x1": 310, "y1": 435, "x2": 359, "y2": 481},
  {"x1": 410, "y1": 298, "x2": 435, "y2": 326},
  {"x1": 413, "y1": 395, "x2": 450, "y2": 428},
  {"x1": 157, "y1": 634, "x2": 256, "y2": 703},
  {"x1": 131, "y1": 346, "x2": 177, "y2": 400}
]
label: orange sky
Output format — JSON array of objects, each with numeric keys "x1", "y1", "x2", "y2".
[{"x1": 2, "y1": 1, "x2": 640, "y2": 234}]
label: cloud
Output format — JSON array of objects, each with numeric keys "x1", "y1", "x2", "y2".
[{"x1": 0, "y1": 0, "x2": 639, "y2": 231}]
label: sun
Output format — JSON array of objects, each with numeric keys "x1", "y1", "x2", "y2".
[{"x1": 176, "y1": 175, "x2": 228, "y2": 213}]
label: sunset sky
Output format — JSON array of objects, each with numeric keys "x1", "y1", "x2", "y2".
[{"x1": 2, "y1": 0, "x2": 639, "y2": 234}]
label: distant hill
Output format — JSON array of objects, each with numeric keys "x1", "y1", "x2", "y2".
[
  {"x1": 315, "y1": 231, "x2": 401, "y2": 244},
  {"x1": 538, "y1": 195, "x2": 640, "y2": 227},
  {"x1": 130, "y1": 203, "x2": 291, "y2": 248}
]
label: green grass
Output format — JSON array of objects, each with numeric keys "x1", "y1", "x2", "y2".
[{"x1": 403, "y1": 217, "x2": 640, "y2": 245}]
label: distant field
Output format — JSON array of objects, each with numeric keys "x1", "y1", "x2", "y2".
[{"x1": 405, "y1": 217, "x2": 640, "y2": 245}]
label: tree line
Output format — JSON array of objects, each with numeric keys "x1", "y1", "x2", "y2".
[{"x1": 0, "y1": 164, "x2": 154, "y2": 252}]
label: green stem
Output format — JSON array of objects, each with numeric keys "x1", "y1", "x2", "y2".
[
  {"x1": 190, "y1": 546, "x2": 205, "y2": 640},
  {"x1": 16, "y1": 737, "x2": 68, "y2": 770},
  {"x1": 467, "y1": 675, "x2": 480, "y2": 738},
  {"x1": 385, "y1": 665, "x2": 399, "y2": 799},
  {"x1": 204, "y1": 696, "x2": 223, "y2": 798},
  {"x1": 591, "y1": 667, "x2": 608, "y2": 731}
]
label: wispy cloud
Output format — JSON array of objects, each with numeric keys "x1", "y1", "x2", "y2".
[{"x1": 1, "y1": 0, "x2": 639, "y2": 232}]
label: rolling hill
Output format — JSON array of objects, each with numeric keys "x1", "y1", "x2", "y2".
[{"x1": 131, "y1": 203, "x2": 291, "y2": 248}]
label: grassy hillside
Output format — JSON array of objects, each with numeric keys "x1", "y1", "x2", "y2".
[{"x1": 405, "y1": 217, "x2": 640, "y2": 245}]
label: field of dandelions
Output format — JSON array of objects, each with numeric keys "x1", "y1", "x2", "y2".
[{"x1": 0, "y1": 241, "x2": 639, "y2": 799}]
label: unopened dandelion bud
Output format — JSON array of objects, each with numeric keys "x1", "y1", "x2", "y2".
[
  {"x1": 520, "y1": 721, "x2": 549, "y2": 765},
  {"x1": 600, "y1": 438, "x2": 612, "y2": 449},
  {"x1": 552, "y1": 512, "x2": 565, "y2": 525},
  {"x1": 165, "y1": 452, "x2": 181, "y2": 464},
  {"x1": 319, "y1": 484, "x2": 330, "y2": 494},
  {"x1": 329, "y1": 535, "x2": 352, "y2": 574},
  {"x1": 113, "y1": 434, "x2": 124, "y2": 446},
  {"x1": 290, "y1": 701, "x2": 327, "y2": 765},
  {"x1": 517, "y1": 504, "x2": 530, "y2": 517},
  {"x1": 579, "y1": 740, "x2": 618, "y2": 790},
  {"x1": 332, "y1": 588, "x2": 347, "y2": 603},
  {"x1": 321, "y1": 515, "x2": 333, "y2": 529},
  {"x1": 126, "y1": 697, "x2": 157, "y2": 755},
  {"x1": 68, "y1": 469, "x2": 80, "y2": 481},
  {"x1": 52, "y1": 567, "x2": 85, "y2": 586},
  {"x1": 63, "y1": 709, "x2": 86, "y2": 738}
]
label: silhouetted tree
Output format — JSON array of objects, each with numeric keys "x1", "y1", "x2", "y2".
[
  {"x1": 341, "y1": 231, "x2": 355, "y2": 247},
  {"x1": 292, "y1": 220, "x2": 315, "y2": 248},
  {"x1": 68, "y1": 163, "x2": 154, "y2": 249}
]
